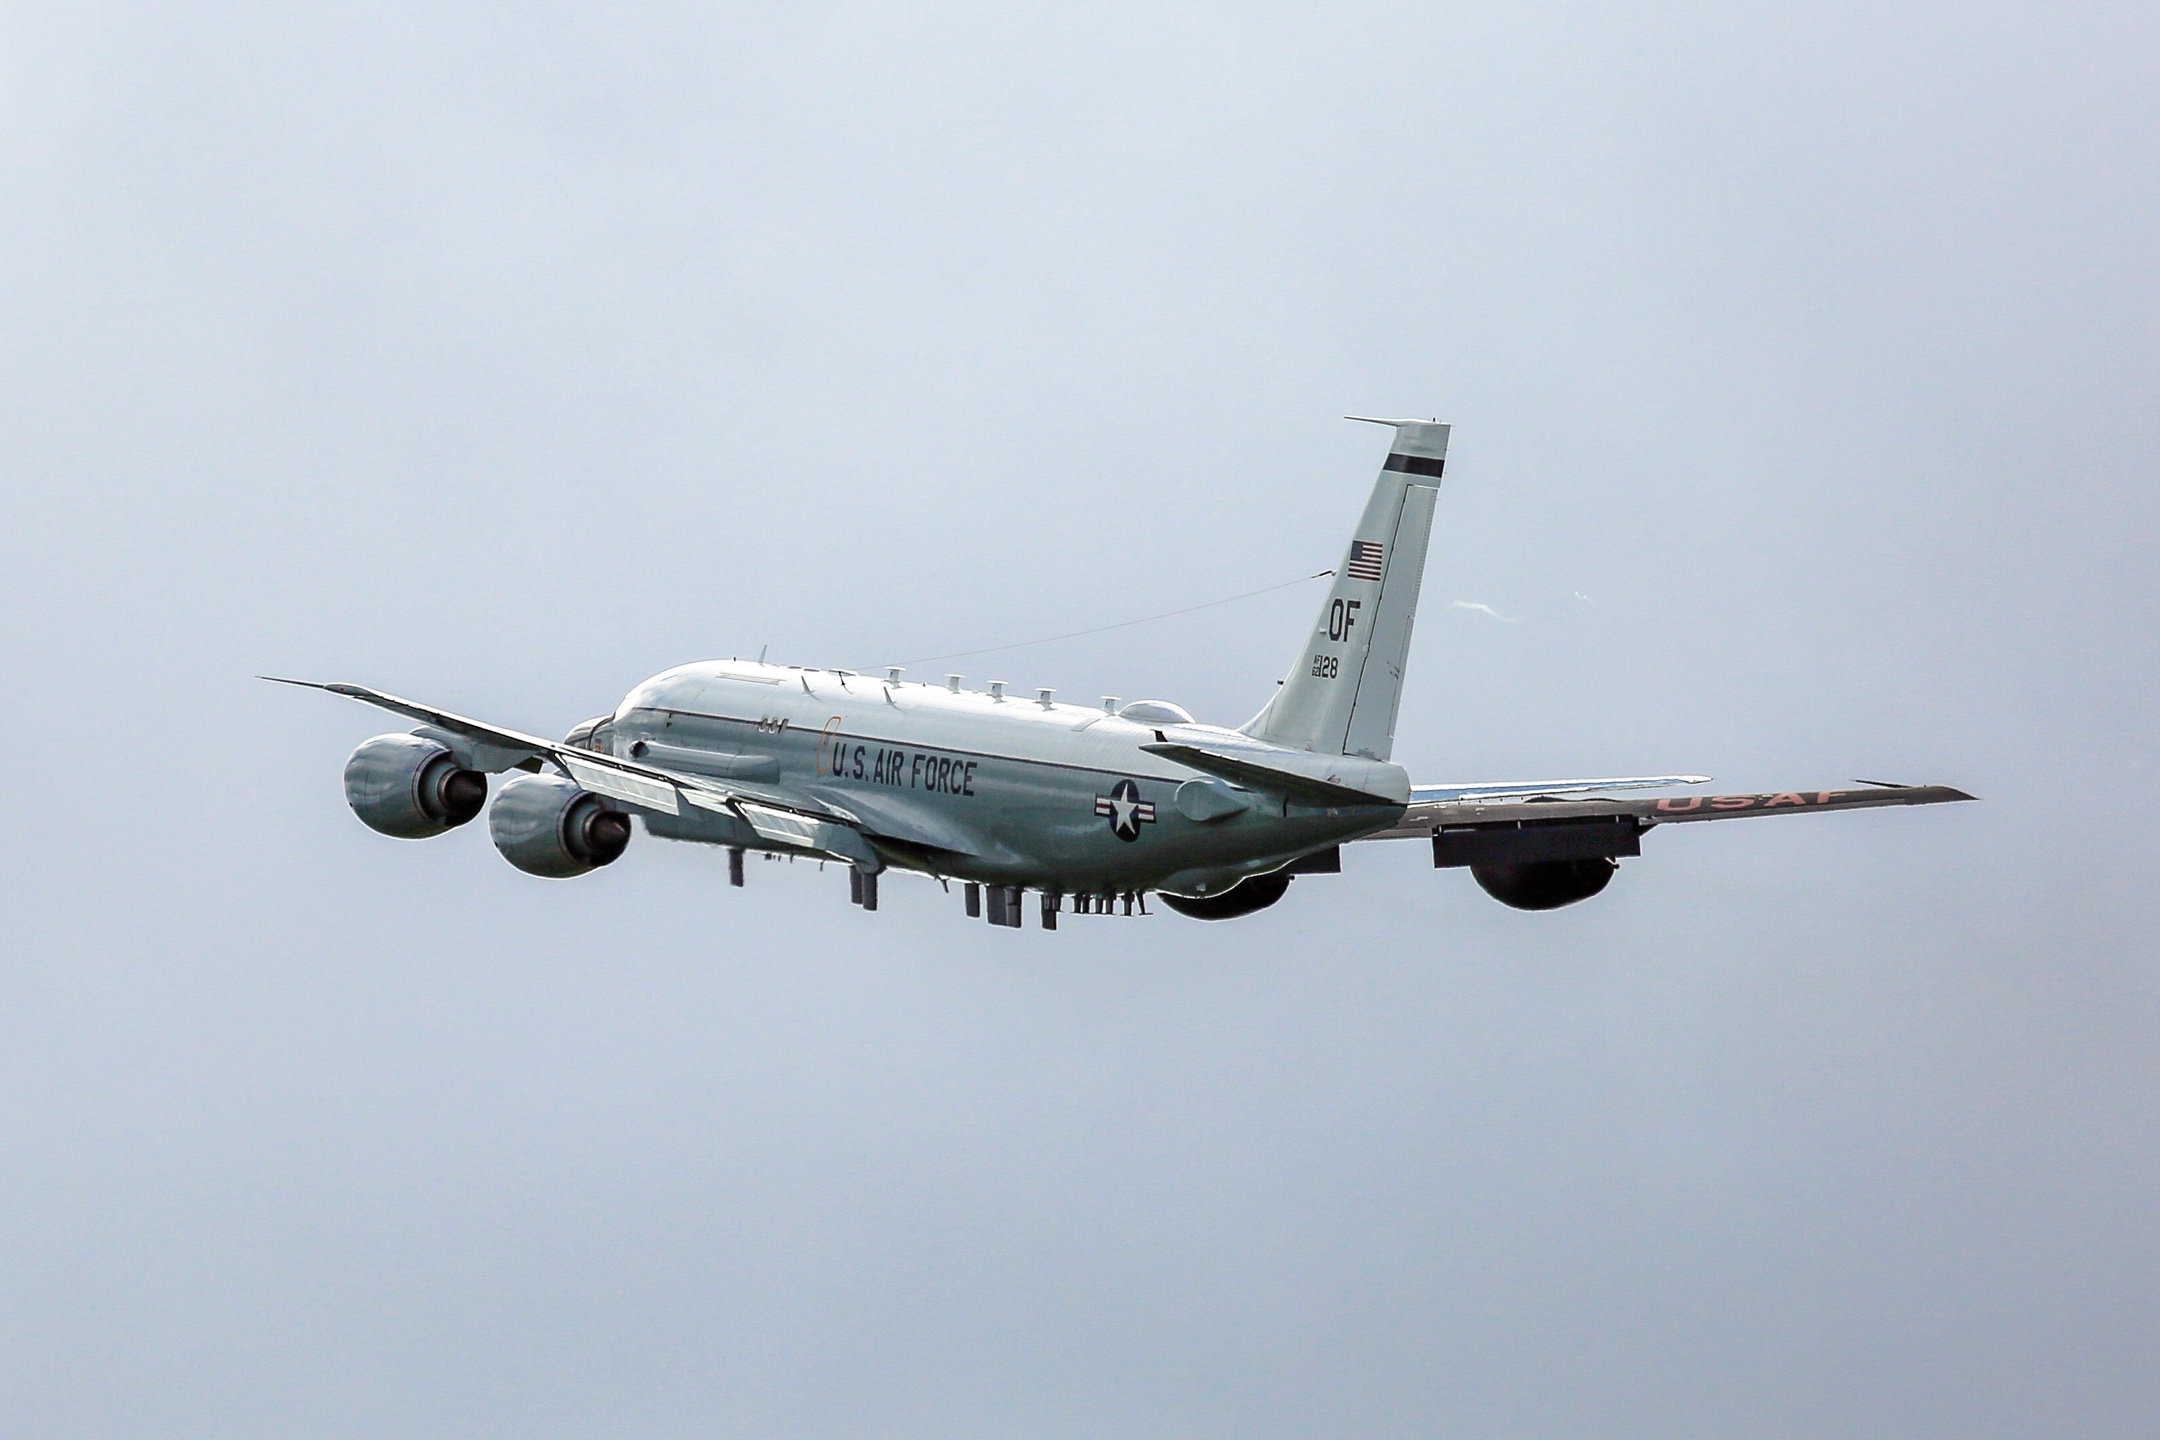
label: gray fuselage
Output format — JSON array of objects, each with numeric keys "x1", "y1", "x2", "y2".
[{"x1": 600, "y1": 661, "x2": 1407, "y2": 897}]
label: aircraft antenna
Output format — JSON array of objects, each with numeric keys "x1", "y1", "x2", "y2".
[{"x1": 877, "y1": 568, "x2": 1334, "y2": 669}]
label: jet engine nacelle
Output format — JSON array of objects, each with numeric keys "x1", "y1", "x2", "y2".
[
  {"x1": 488, "y1": 773, "x2": 632, "y2": 878},
  {"x1": 1159, "y1": 871, "x2": 1292, "y2": 920},
  {"x1": 344, "y1": 733, "x2": 488, "y2": 839},
  {"x1": 1471, "y1": 857, "x2": 1618, "y2": 911}
]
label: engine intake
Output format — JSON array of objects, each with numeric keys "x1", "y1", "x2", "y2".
[
  {"x1": 488, "y1": 773, "x2": 632, "y2": 877},
  {"x1": 344, "y1": 734, "x2": 488, "y2": 839}
]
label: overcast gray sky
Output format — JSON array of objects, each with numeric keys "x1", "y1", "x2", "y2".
[{"x1": 3, "y1": 3, "x2": 2156, "y2": 1436}]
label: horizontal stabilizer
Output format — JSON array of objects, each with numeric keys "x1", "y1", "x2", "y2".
[{"x1": 1142, "y1": 742, "x2": 1404, "y2": 808}]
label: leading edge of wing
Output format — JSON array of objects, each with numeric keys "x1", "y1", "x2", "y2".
[
  {"x1": 261, "y1": 677, "x2": 841, "y2": 829},
  {"x1": 1410, "y1": 775, "x2": 1711, "y2": 803},
  {"x1": 263, "y1": 677, "x2": 562, "y2": 758}
]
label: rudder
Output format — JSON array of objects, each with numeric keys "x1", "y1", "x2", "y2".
[{"x1": 1241, "y1": 419, "x2": 1447, "y2": 760}]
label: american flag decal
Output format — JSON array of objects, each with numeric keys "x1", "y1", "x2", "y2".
[{"x1": 1345, "y1": 540, "x2": 1386, "y2": 582}]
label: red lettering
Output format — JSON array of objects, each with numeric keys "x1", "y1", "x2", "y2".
[
  {"x1": 1656, "y1": 797, "x2": 1703, "y2": 813},
  {"x1": 1763, "y1": 793, "x2": 1806, "y2": 807},
  {"x1": 1816, "y1": 791, "x2": 1843, "y2": 804},
  {"x1": 1710, "y1": 795, "x2": 1756, "y2": 810}
]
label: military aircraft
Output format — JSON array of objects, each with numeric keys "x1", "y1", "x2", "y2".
[{"x1": 271, "y1": 417, "x2": 1971, "y2": 926}]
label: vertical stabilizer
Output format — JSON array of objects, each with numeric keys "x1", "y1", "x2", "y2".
[{"x1": 1241, "y1": 419, "x2": 1446, "y2": 760}]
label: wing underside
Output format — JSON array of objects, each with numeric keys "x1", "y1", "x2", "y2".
[
  {"x1": 266, "y1": 678, "x2": 898, "y2": 864},
  {"x1": 1362, "y1": 781, "x2": 1976, "y2": 866}
]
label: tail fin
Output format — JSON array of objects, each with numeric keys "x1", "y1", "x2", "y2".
[{"x1": 1241, "y1": 418, "x2": 1447, "y2": 760}]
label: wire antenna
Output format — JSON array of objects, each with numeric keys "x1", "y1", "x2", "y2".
[{"x1": 879, "y1": 569, "x2": 1335, "y2": 669}]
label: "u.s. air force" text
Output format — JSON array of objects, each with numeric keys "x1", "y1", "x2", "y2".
[{"x1": 830, "y1": 744, "x2": 978, "y2": 796}]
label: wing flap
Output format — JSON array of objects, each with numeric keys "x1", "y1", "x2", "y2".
[
  {"x1": 735, "y1": 802, "x2": 838, "y2": 850},
  {"x1": 558, "y1": 753, "x2": 681, "y2": 815},
  {"x1": 797, "y1": 786, "x2": 983, "y2": 857},
  {"x1": 1410, "y1": 775, "x2": 1710, "y2": 803}
]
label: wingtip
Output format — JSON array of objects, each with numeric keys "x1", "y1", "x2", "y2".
[
  {"x1": 260, "y1": 676, "x2": 366, "y2": 700},
  {"x1": 1852, "y1": 778, "x2": 1979, "y2": 802}
]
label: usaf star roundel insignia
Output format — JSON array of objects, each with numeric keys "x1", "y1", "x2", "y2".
[{"x1": 1095, "y1": 778, "x2": 1158, "y2": 842}]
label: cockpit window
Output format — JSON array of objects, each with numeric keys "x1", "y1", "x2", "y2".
[{"x1": 562, "y1": 716, "x2": 613, "y2": 751}]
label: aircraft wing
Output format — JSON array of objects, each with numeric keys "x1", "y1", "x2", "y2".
[
  {"x1": 1410, "y1": 775, "x2": 1711, "y2": 804},
  {"x1": 1359, "y1": 781, "x2": 1976, "y2": 847},
  {"x1": 264, "y1": 678, "x2": 870, "y2": 852}
]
